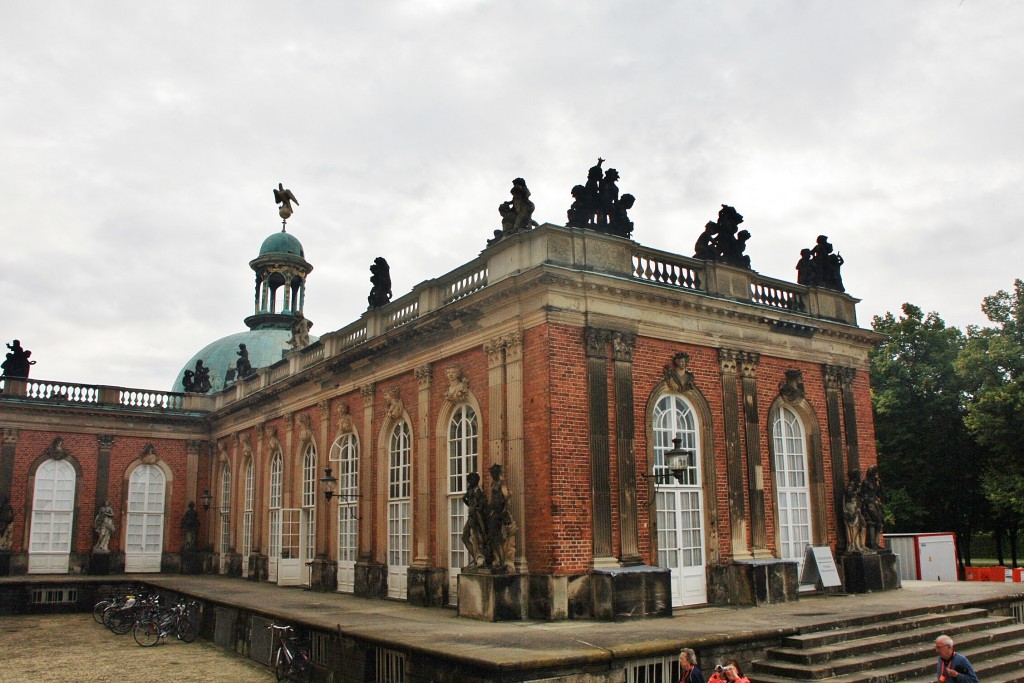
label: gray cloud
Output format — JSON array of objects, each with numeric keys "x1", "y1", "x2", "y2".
[{"x1": 2, "y1": 1, "x2": 1022, "y2": 389}]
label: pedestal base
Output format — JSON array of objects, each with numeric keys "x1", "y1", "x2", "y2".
[
  {"x1": 458, "y1": 570, "x2": 526, "y2": 621},
  {"x1": 0, "y1": 552, "x2": 10, "y2": 577},
  {"x1": 309, "y1": 559, "x2": 338, "y2": 593},
  {"x1": 408, "y1": 567, "x2": 447, "y2": 606},
  {"x1": 571, "y1": 565, "x2": 672, "y2": 620},
  {"x1": 247, "y1": 554, "x2": 268, "y2": 582},
  {"x1": 708, "y1": 559, "x2": 800, "y2": 606},
  {"x1": 354, "y1": 561, "x2": 387, "y2": 598},
  {"x1": 88, "y1": 552, "x2": 116, "y2": 575},
  {"x1": 842, "y1": 551, "x2": 901, "y2": 593},
  {"x1": 180, "y1": 550, "x2": 203, "y2": 575}
]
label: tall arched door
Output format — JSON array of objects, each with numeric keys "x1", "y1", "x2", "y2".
[
  {"x1": 28, "y1": 459, "x2": 76, "y2": 574},
  {"x1": 772, "y1": 405, "x2": 813, "y2": 571},
  {"x1": 387, "y1": 421, "x2": 411, "y2": 599},
  {"x1": 332, "y1": 433, "x2": 359, "y2": 593},
  {"x1": 652, "y1": 394, "x2": 707, "y2": 606},
  {"x1": 125, "y1": 465, "x2": 166, "y2": 573}
]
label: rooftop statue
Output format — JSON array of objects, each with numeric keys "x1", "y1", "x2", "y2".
[
  {"x1": 565, "y1": 158, "x2": 636, "y2": 238},
  {"x1": 368, "y1": 257, "x2": 393, "y2": 309},
  {"x1": 273, "y1": 182, "x2": 299, "y2": 223},
  {"x1": 796, "y1": 235, "x2": 845, "y2": 292},
  {"x1": 235, "y1": 343, "x2": 253, "y2": 379},
  {"x1": 185, "y1": 359, "x2": 212, "y2": 394},
  {"x1": 1, "y1": 339, "x2": 36, "y2": 379},
  {"x1": 489, "y1": 178, "x2": 539, "y2": 245},
  {"x1": 288, "y1": 314, "x2": 313, "y2": 349},
  {"x1": 693, "y1": 205, "x2": 751, "y2": 269}
]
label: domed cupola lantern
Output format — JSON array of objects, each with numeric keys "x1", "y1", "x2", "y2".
[
  {"x1": 171, "y1": 183, "x2": 318, "y2": 394},
  {"x1": 244, "y1": 228, "x2": 313, "y2": 331}
]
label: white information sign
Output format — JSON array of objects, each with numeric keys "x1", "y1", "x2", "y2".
[{"x1": 799, "y1": 545, "x2": 842, "y2": 588}]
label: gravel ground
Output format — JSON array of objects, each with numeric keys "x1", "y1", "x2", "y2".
[{"x1": 0, "y1": 613, "x2": 274, "y2": 682}]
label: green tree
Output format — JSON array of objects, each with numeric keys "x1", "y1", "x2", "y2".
[
  {"x1": 956, "y1": 279, "x2": 1024, "y2": 565},
  {"x1": 870, "y1": 304, "x2": 985, "y2": 566}
]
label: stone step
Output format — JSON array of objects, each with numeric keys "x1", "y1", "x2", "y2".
[
  {"x1": 767, "y1": 614, "x2": 1016, "y2": 664},
  {"x1": 750, "y1": 627, "x2": 1024, "y2": 681},
  {"x1": 781, "y1": 607, "x2": 990, "y2": 650}
]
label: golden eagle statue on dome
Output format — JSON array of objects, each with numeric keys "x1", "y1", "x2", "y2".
[{"x1": 273, "y1": 182, "x2": 299, "y2": 229}]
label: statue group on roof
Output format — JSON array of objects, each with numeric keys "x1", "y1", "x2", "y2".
[
  {"x1": 796, "y1": 234, "x2": 845, "y2": 292},
  {"x1": 368, "y1": 257, "x2": 392, "y2": 309},
  {"x1": 1, "y1": 340, "x2": 35, "y2": 379},
  {"x1": 693, "y1": 205, "x2": 752, "y2": 269},
  {"x1": 182, "y1": 359, "x2": 212, "y2": 393},
  {"x1": 566, "y1": 158, "x2": 635, "y2": 238}
]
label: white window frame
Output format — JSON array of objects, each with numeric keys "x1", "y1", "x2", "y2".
[
  {"x1": 332, "y1": 432, "x2": 359, "y2": 593},
  {"x1": 242, "y1": 459, "x2": 254, "y2": 577},
  {"x1": 773, "y1": 405, "x2": 812, "y2": 567},
  {"x1": 28, "y1": 459, "x2": 76, "y2": 573},
  {"x1": 447, "y1": 404, "x2": 478, "y2": 603},
  {"x1": 388, "y1": 420, "x2": 411, "y2": 599},
  {"x1": 652, "y1": 394, "x2": 707, "y2": 606}
]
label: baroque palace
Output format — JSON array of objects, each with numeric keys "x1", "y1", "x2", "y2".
[{"x1": 0, "y1": 176, "x2": 892, "y2": 620}]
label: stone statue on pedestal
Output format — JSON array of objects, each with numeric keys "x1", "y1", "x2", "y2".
[
  {"x1": 461, "y1": 472, "x2": 487, "y2": 568},
  {"x1": 843, "y1": 469, "x2": 866, "y2": 553},
  {"x1": 236, "y1": 344, "x2": 253, "y2": 379},
  {"x1": 861, "y1": 466, "x2": 884, "y2": 550},
  {"x1": 181, "y1": 502, "x2": 200, "y2": 551},
  {"x1": 368, "y1": 257, "x2": 392, "y2": 309},
  {"x1": 486, "y1": 463, "x2": 517, "y2": 573},
  {"x1": 0, "y1": 496, "x2": 14, "y2": 551},
  {"x1": 93, "y1": 500, "x2": 116, "y2": 552}
]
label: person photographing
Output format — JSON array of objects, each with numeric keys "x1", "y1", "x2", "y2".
[{"x1": 708, "y1": 660, "x2": 750, "y2": 683}]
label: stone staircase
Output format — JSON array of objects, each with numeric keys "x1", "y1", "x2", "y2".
[{"x1": 749, "y1": 606, "x2": 1024, "y2": 682}]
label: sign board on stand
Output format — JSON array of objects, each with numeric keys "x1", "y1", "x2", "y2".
[{"x1": 800, "y1": 545, "x2": 842, "y2": 588}]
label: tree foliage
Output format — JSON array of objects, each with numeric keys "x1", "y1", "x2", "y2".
[
  {"x1": 956, "y1": 279, "x2": 1024, "y2": 523},
  {"x1": 869, "y1": 304, "x2": 985, "y2": 547}
]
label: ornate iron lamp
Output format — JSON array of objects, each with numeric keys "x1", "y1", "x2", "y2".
[
  {"x1": 320, "y1": 467, "x2": 338, "y2": 502},
  {"x1": 200, "y1": 489, "x2": 213, "y2": 511}
]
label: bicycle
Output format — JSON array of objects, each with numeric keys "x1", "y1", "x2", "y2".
[
  {"x1": 105, "y1": 592, "x2": 163, "y2": 635},
  {"x1": 268, "y1": 623, "x2": 311, "y2": 682},
  {"x1": 132, "y1": 599, "x2": 198, "y2": 647}
]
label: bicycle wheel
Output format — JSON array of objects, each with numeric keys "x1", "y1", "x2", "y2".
[
  {"x1": 177, "y1": 615, "x2": 197, "y2": 643},
  {"x1": 92, "y1": 600, "x2": 112, "y2": 624},
  {"x1": 109, "y1": 611, "x2": 135, "y2": 635},
  {"x1": 133, "y1": 619, "x2": 160, "y2": 647},
  {"x1": 274, "y1": 654, "x2": 288, "y2": 682}
]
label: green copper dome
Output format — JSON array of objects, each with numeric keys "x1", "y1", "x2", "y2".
[
  {"x1": 173, "y1": 328, "x2": 319, "y2": 394},
  {"x1": 259, "y1": 231, "x2": 304, "y2": 257}
]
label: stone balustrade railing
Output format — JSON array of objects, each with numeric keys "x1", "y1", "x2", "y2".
[
  {"x1": 0, "y1": 377, "x2": 199, "y2": 412},
  {"x1": 3, "y1": 223, "x2": 859, "y2": 415}
]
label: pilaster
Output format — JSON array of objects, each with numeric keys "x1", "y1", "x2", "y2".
[
  {"x1": 612, "y1": 331, "x2": 640, "y2": 565},
  {"x1": 718, "y1": 349, "x2": 750, "y2": 560},
  {"x1": 413, "y1": 364, "x2": 433, "y2": 568},
  {"x1": 358, "y1": 383, "x2": 376, "y2": 563},
  {"x1": 503, "y1": 332, "x2": 527, "y2": 573},
  {"x1": 738, "y1": 352, "x2": 769, "y2": 557},
  {"x1": 823, "y1": 365, "x2": 849, "y2": 552},
  {"x1": 0, "y1": 428, "x2": 19, "y2": 501},
  {"x1": 586, "y1": 327, "x2": 615, "y2": 565}
]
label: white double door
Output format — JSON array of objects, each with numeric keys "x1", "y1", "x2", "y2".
[
  {"x1": 271, "y1": 508, "x2": 313, "y2": 586},
  {"x1": 657, "y1": 486, "x2": 707, "y2": 606},
  {"x1": 28, "y1": 459, "x2": 75, "y2": 574}
]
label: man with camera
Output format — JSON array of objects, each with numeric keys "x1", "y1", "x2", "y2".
[{"x1": 934, "y1": 635, "x2": 979, "y2": 683}]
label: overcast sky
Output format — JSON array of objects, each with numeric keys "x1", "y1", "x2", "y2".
[{"x1": 2, "y1": 1, "x2": 1022, "y2": 391}]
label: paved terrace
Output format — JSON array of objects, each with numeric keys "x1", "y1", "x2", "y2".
[{"x1": 8, "y1": 574, "x2": 1021, "y2": 675}]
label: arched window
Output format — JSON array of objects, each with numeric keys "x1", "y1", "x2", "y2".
[
  {"x1": 242, "y1": 459, "x2": 254, "y2": 577},
  {"x1": 301, "y1": 443, "x2": 317, "y2": 581},
  {"x1": 772, "y1": 405, "x2": 812, "y2": 564},
  {"x1": 219, "y1": 463, "x2": 231, "y2": 573},
  {"x1": 388, "y1": 420, "x2": 411, "y2": 599},
  {"x1": 447, "y1": 404, "x2": 478, "y2": 602},
  {"x1": 28, "y1": 459, "x2": 76, "y2": 574},
  {"x1": 268, "y1": 452, "x2": 283, "y2": 582},
  {"x1": 651, "y1": 394, "x2": 706, "y2": 606},
  {"x1": 332, "y1": 432, "x2": 359, "y2": 593}
]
